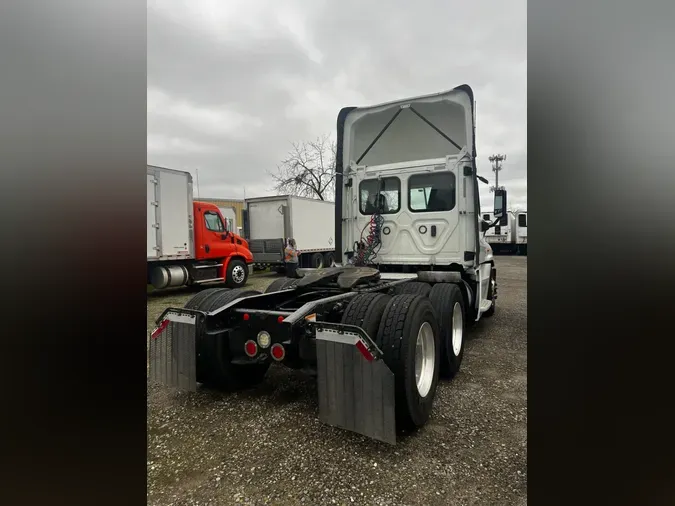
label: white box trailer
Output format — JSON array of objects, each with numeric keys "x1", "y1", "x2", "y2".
[
  {"x1": 482, "y1": 211, "x2": 514, "y2": 253},
  {"x1": 511, "y1": 210, "x2": 527, "y2": 255},
  {"x1": 147, "y1": 165, "x2": 195, "y2": 261},
  {"x1": 243, "y1": 195, "x2": 336, "y2": 268}
]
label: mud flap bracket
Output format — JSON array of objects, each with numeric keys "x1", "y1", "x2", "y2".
[{"x1": 313, "y1": 323, "x2": 396, "y2": 445}]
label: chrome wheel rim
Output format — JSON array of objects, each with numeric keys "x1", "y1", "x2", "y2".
[
  {"x1": 232, "y1": 265, "x2": 246, "y2": 284},
  {"x1": 414, "y1": 321, "x2": 436, "y2": 397},
  {"x1": 452, "y1": 302, "x2": 463, "y2": 356}
]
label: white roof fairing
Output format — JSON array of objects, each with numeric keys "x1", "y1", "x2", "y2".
[{"x1": 340, "y1": 86, "x2": 475, "y2": 170}]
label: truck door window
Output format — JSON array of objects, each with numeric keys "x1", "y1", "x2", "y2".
[
  {"x1": 359, "y1": 177, "x2": 400, "y2": 215},
  {"x1": 518, "y1": 214, "x2": 527, "y2": 227},
  {"x1": 204, "y1": 211, "x2": 225, "y2": 232},
  {"x1": 408, "y1": 172, "x2": 456, "y2": 212}
]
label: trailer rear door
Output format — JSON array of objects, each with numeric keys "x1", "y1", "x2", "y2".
[{"x1": 248, "y1": 198, "x2": 288, "y2": 240}]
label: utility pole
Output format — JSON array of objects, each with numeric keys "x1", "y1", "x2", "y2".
[
  {"x1": 488, "y1": 154, "x2": 506, "y2": 193},
  {"x1": 195, "y1": 168, "x2": 201, "y2": 198}
]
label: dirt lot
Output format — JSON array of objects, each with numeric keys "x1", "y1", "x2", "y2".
[{"x1": 147, "y1": 257, "x2": 527, "y2": 506}]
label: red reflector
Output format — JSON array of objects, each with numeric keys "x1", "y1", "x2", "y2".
[
  {"x1": 243, "y1": 313, "x2": 250, "y2": 321},
  {"x1": 151, "y1": 319, "x2": 169, "y2": 340},
  {"x1": 277, "y1": 315, "x2": 284, "y2": 324},
  {"x1": 355, "y1": 340, "x2": 374, "y2": 362},
  {"x1": 244, "y1": 340, "x2": 257, "y2": 357},
  {"x1": 271, "y1": 343, "x2": 285, "y2": 361}
]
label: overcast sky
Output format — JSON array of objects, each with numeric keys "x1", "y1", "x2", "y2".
[{"x1": 148, "y1": 0, "x2": 527, "y2": 211}]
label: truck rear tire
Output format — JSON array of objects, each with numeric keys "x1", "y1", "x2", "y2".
[
  {"x1": 185, "y1": 288, "x2": 270, "y2": 390},
  {"x1": 393, "y1": 281, "x2": 432, "y2": 297},
  {"x1": 428, "y1": 283, "x2": 466, "y2": 378},
  {"x1": 340, "y1": 292, "x2": 392, "y2": 339},
  {"x1": 265, "y1": 277, "x2": 299, "y2": 293},
  {"x1": 376, "y1": 294, "x2": 441, "y2": 430},
  {"x1": 184, "y1": 288, "x2": 229, "y2": 310},
  {"x1": 226, "y1": 259, "x2": 248, "y2": 288}
]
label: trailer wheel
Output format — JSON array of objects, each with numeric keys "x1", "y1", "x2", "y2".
[
  {"x1": 428, "y1": 283, "x2": 466, "y2": 378},
  {"x1": 340, "y1": 292, "x2": 392, "y2": 340},
  {"x1": 265, "y1": 277, "x2": 299, "y2": 293},
  {"x1": 184, "y1": 288, "x2": 229, "y2": 310},
  {"x1": 376, "y1": 294, "x2": 441, "y2": 430},
  {"x1": 310, "y1": 252, "x2": 324, "y2": 269},
  {"x1": 189, "y1": 288, "x2": 270, "y2": 390},
  {"x1": 225, "y1": 259, "x2": 248, "y2": 288},
  {"x1": 323, "y1": 251, "x2": 336, "y2": 267},
  {"x1": 393, "y1": 281, "x2": 432, "y2": 297},
  {"x1": 483, "y1": 269, "x2": 497, "y2": 317}
]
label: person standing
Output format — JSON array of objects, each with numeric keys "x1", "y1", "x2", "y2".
[{"x1": 284, "y1": 238, "x2": 299, "y2": 278}]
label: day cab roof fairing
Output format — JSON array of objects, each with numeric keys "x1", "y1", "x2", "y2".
[{"x1": 334, "y1": 85, "x2": 478, "y2": 264}]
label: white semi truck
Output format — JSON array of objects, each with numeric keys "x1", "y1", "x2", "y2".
[
  {"x1": 243, "y1": 195, "x2": 336, "y2": 269},
  {"x1": 149, "y1": 85, "x2": 505, "y2": 444}
]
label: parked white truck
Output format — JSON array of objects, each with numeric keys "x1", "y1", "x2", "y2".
[
  {"x1": 150, "y1": 84, "x2": 506, "y2": 444},
  {"x1": 243, "y1": 195, "x2": 336, "y2": 269}
]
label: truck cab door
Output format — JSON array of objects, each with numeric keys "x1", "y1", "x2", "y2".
[{"x1": 197, "y1": 209, "x2": 236, "y2": 260}]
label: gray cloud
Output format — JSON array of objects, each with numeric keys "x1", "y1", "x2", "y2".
[{"x1": 148, "y1": 0, "x2": 526, "y2": 208}]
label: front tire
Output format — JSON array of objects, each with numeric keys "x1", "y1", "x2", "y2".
[
  {"x1": 226, "y1": 259, "x2": 248, "y2": 288},
  {"x1": 428, "y1": 283, "x2": 466, "y2": 378},
  {"x1": 376, "y1": 294, "x2": 441, "y2": 430},
  {"x1": 483, "y1": 269, "x2": 497, "y2": 317}
]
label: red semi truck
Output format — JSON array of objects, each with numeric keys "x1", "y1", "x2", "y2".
[{"x1": 147, "y1": 165, "x2": 254, "y2": 290}]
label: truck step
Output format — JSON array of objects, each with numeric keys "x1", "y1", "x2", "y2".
[
  {"x1": 194, "y1": 264, "x2": 223, "y2": 269},
  {"x1": 480, "y1": 300, "x2": 493, "y2": 312},
  {"x1": 193, "y1": 277, "x2": 225, "y2": 285}
]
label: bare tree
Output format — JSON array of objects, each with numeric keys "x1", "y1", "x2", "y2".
[{"x1": 269, "y1": 135, "x2": 336, "y2": 201}]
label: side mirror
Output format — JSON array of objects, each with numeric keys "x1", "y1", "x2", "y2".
[{"x1": 494, "y1": 188, "x2": 507, "y2": 218}]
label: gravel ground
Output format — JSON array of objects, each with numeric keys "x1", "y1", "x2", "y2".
[{"x1": 147, "y1": 257, "x2": 527, "y2": 506}]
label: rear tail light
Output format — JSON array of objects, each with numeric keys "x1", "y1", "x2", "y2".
[
  {"x1": 244, "y1": 340, "x2": 258, "y2": 357},
  {"x1": 270, "y1": 343, "x2": 285, "y2": 361}
]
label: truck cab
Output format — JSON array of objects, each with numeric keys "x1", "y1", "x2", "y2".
[{"x1": 192, "y1": 201, "x2": 253, "y2": 285}]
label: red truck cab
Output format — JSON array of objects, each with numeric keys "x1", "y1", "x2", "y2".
[{"x1": 193, "y1": 201, "x2": 253, "y2": 287}]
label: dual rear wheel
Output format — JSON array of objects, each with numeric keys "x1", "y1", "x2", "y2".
[{"x1": 341, "y1": 283, "x2": 466, "y2": 431}]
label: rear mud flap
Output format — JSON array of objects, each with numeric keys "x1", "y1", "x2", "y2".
[
  {"x1": 315, "y1": 324, "x2": 396, "y2": 445},
  {"x1": 149, "y1": 311, "x2": 198, "y2": 392}
]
